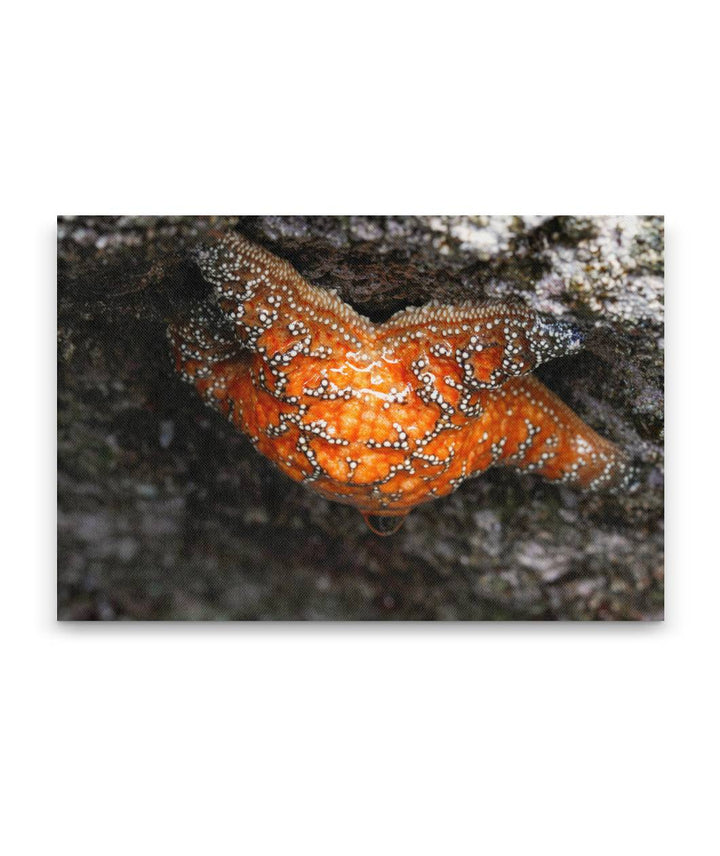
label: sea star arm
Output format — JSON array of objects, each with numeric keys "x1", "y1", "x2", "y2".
[
  {"x1": 380, "y1": 300, "x2": 583, "y2": 390},
  {"x1": 193, "y1": 231, "x2": 373, "y2": 361},
  {"x1": 167, "y1": 303, "x2": 254, "y2": 421},
  {"x1": 466, "y1": 374, "x2": 630, "y2": 490}
]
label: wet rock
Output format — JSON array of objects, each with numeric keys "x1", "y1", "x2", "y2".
[{"x1": 57, "y1": 215, "x2": 664, "y2": 620}]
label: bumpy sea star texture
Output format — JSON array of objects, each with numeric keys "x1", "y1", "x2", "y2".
[
  {"x1": 58, "y1": 216, "x2": 664, "y2": 620},
  {"x1": 169, "y1": 234, "x2": 628, "y2": 528}
]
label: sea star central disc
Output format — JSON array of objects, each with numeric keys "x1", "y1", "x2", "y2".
[{"x1": 168, "y1": 232, "x2": 628, "y2": 531}]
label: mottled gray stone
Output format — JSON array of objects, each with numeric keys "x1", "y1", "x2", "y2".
[{"x1": 57, "y1": 215, "x2": 663, "y2": 620}]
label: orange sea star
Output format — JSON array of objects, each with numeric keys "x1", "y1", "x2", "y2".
[{"x1": 168, "y1": 232, "x2": 629, "y2": 533}]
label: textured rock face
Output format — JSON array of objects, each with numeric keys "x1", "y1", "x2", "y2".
[{"x1": 57, "y1": 215, "x2": 664, "y2": 620}]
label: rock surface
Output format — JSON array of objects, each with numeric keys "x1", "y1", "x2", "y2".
[{"x1": 57, "y1": 215, "x2": 664, "y2": 620}]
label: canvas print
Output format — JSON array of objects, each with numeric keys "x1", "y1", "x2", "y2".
[{"x1": 57, "y1": 216, "x2": 664, "y2": 620}]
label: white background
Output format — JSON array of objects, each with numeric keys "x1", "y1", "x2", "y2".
[{"x1": 3, "y1": 1, "x2": 716, "y2": 854}]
